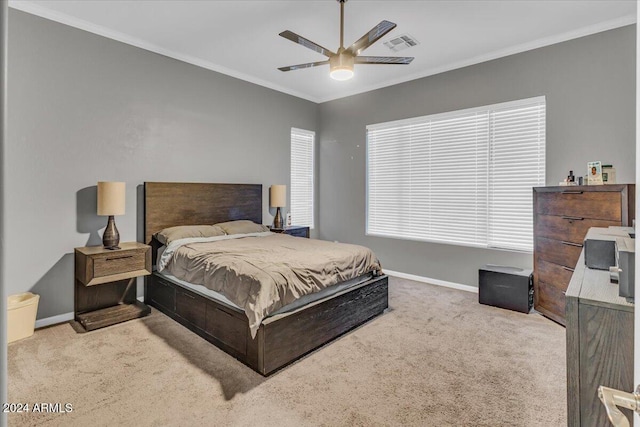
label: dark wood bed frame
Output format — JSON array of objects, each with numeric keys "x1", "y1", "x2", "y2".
[{"x1": 143, "y1": 182, "x2": 388, "y2": 376}]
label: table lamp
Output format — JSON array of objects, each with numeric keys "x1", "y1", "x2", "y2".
[
  {"x1": 97, "y1": 181, "x2": 125, "y2": 250},
  {"x1": 270, "y1": 185, "x2": 286, "y2": 230}
]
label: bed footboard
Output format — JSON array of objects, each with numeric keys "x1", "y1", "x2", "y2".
[{"x1": 145, "y1": 273, "x2": 389, "y2": 375}]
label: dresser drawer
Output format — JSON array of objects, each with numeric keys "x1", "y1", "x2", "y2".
[
  {"x1": 536, "y1": 258, "x2": 574, "y2": 291},
  {"x1": 536, "y1": 280, "x2": 566, "y2": 322},
  {"x1": 93, "y1": 252, "x2": 147, "y2": 278},
  {"x1": 535, "y1": 215, "x2": 620, "y2": 244},
  {"x1": 535, "y1": 237, "x2": 582, "y2": 269},
  {"x1": 536, "y1": 191, "x2": 622, "y2": 221}
]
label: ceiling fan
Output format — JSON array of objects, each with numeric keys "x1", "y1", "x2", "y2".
[{"x1": 278, "y1": 0, "x2": 414, "y2": 81}]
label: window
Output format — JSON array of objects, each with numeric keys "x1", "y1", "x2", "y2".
[
  {"x1": 290, "y1": 128, "x2": 315, "y2": 228},
  {"x1": 366, "y1": 96, "x2": 545, "y2": 252}
]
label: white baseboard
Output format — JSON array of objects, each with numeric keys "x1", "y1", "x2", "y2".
[
  {"x1": 34, "y1": 296, "x2": 146, "y2": 329},
  {"x1": 35, "y1": 312, "x2": 74, "y2": 329},
  {"x1": 384, "y1": 269, "x2": 478, "y2": 294},
  {"x1": 32, "y1": 276, "x2": 475, "y2": 328}
]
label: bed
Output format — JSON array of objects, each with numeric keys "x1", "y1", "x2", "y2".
[{"x1": 143, "y1": 182, "x2": 389, "y2": 375}]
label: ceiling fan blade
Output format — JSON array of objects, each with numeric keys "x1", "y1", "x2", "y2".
[
  {"x1": 346, "y1": 20, "x2": 397, "y2": 56},
  {"x1": 279, "y1": 30, "x2": 336, "y2": 58},
  {"x1": 278, "y1": 60, "x2": 330, "y2": 72},
  {"x1": 355, "y1": 56, "x2": 414, "y2": 65}
]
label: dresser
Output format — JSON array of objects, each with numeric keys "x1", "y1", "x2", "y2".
[
  {"x1": 566, "y1": 249, "x2": 634, "y2": 426},
  {"x1": 533, "y1": 184, "x2": 634, "y2": 325}
]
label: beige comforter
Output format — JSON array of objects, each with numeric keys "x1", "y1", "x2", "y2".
[{"x1": 165, "y1": 233, "x2": 382, "y2": 338}]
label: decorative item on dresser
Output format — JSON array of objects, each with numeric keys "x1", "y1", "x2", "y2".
[
  {"x1": 270, "y1": 184, "x2": 286, "y2": 230},
  {"x1": 533, "y1": 184, "x2": 634, "y2": 325},
  {"x1": 269, "y1": 225, "x2": 309, "y2": 238},
  {"x1": 97, "y1": 181, "x2": 126, "y2": 250},
  {"x1": 74, "y1": 242, "x2": 152, "y2": 331}
]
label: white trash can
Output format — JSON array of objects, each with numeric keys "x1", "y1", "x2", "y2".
[{"x1": 7, "y1": 292, "x2": 40, "y2": 343}]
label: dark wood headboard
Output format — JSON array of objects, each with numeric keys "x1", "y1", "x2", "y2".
[{"x1": 144, "y1": 182, "x2": 263, "y2": 245}]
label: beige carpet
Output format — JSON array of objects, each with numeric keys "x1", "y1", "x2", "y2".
[{"x1": 8, "y1": 277, "x2": 566, "y2": 426}]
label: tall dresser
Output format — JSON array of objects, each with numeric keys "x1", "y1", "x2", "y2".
[{"x1": 533, "y1": 184, "x2": 634, "y2": 325}]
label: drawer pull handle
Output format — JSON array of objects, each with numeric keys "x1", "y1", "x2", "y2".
[
  {"x1": 562, "y1": 266, "x2": 575, "y2": 272},
  {"x1": 180, "y1": 292, "x2": 195, "y2": 300},
  {"x1": 562, "y1": 290, "x2": 566, "y2": 295},
  {"x1": 105, "y1": 255, "x2": 133, "y2": 261},
  {"x1": 217, "y1": 309, "x2": 233, "y2": 318},
  {"x1": 562, "y1": 216, "x2": 584, "y2": 221},
  {"x1": 562, "y1": 191, "x2": 583, "y2": 194},
  {"x1": 158, "y1": 280, "x2": 170, "y2": 287},
  {"x1": 561, "y1": 241, "x2": 583, "y2": 248}
]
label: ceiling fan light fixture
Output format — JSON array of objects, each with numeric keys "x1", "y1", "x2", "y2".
[
  {"x1": 278, "y1": 0, "x2": 413, "y2": 78},
  {"x1": 330, "y1": 65, "x2": 354, "y2": 81},
  {"x1": 329, "y1": 53, "x2": 354, "y2": 81}
]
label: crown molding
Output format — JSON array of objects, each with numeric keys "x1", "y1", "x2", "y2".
[
  {"x1": 9, "y1": 1, "x2": 636, "y2": 104},
  {"x1": 9, "y1": 0, "x2": 321, "y2": 103},
  {"x1": 316, "y1": 13, "x2": 637, "y2": 103}
]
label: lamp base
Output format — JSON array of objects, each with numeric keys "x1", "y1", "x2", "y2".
[
  {"x1": 273, "y1": 207, "x2": 284, "y2": 230},
  {"x1": 103, "y1": 215, "x2": 121, "y2": 250}
]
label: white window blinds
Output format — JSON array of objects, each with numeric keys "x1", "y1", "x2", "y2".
[
  {"x1": 291, "y1": 128, "x2": 315, "y2": 228},
  {"x1": 367, "y1": 96, "x2": 545, "y2": 252}
]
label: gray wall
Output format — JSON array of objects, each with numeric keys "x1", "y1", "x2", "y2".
[
  {"x1": 6, "y1": 10, "x2": 318, "y2": 319},
  {"x1": 318, "y1": 25, "x2": 636, "y2": 287},
  {"x1": 6, "y1": 7, "x2": 636, "y2": 321}
]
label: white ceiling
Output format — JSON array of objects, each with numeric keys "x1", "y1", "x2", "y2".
[{"x1": 9, "y1": 0, "x2": 637, "y2": 103}]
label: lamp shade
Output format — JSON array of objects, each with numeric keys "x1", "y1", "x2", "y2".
[
  {"x1": 270, "y1": 185, "x2": 286, "y2": 208},
  {"x1": 97, "y1": 181, "x2": 125, "y2": 216}
]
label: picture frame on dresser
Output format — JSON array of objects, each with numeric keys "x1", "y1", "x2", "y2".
[{"x1": 532, "y1": 184, "x2": 635, "y2": 325}]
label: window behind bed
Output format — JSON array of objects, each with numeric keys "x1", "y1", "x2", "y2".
[
  {"x1": 291, "y1": 128, "x2": 315, "y2": 229},
  {"x1": 366, "y1": 96, "x2": 546, "y2": 252}
]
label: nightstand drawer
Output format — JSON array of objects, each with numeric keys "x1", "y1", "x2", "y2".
[
  {"x1": 93, "y1": 252, "x2": 147, "y2": 278},
  {"x1": 76, "y1": 242, "x2": 152, "y2": 286},
  {"x1": 269, "y1": 225, "x2": 310, "y2": 238},
  {"x1": 75, "y1": 242, "x2": 152, "y2": 331},
  {"x1": 286, "y1": 228, "x2": 309, "y2": 238}
]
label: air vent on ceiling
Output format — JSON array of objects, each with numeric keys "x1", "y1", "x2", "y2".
[{"x1": 384, "y1": 34, "x2": 419, "y2": 52}]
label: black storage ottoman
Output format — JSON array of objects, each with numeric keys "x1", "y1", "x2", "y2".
[{"x1": 479, "y1": 265, "x2": 533, "y2": 314}]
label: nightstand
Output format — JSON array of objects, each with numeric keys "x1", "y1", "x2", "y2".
[
  {"x1": 74, "y1": 242, "x2": 152, "y2": 331},
  {"x1": 269, "y1": 225, "x2": 310, "y2": 238}
]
